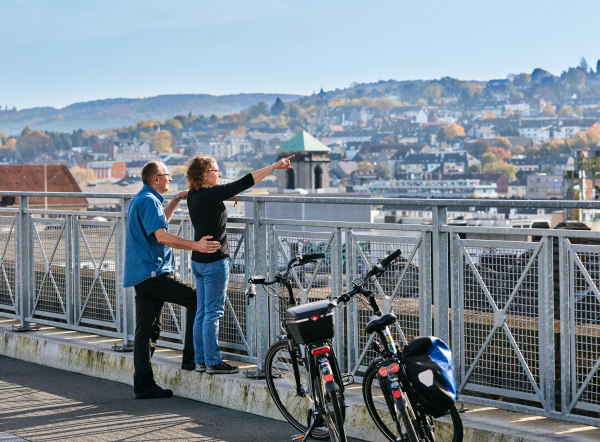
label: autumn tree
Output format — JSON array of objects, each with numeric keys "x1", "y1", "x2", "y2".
[
  {"x1": 153, "y1": 130, "x2": 173, "y2": 153},
  {"x1": 525, "y1": 146, "x2": 541, "y2": 158},
  {"x1": 233, "y1": 125, "x2": 247, "y2": 136},
  {"x1": 171, "y1": 165, "x2": 187, "y2": 175},
  {"x1": 540, "y1": 138, "x2": 567, "y2": 155},
  {"x1": 70, "y1": 166, "x2": 96, "y2": 186},
  {"x1": 558, "y1": 105, "x2": 575, "y2": 117},
  {"x1": 358, "y1": 161, "x2": 374, "y2": 172},
  {"x1": 440, "y1": 123, "x2": 466, "y2": 140},
  {"x1": 512, "y1": 145, "x2": 525, "y2": 156},
  {"x1": 18, "y1": 128, "x2": 51, "y2": 158},
  {"x1": 423, "y1": 83, "x2": 443, "y2": 103},
  {"x1": 541, "y1": 102, "x2": 556, "y2": 116},
  {"x1": 490, "y1": 136, "x2": 512, "y2": 151},
  {"x1": 483, "y1": 159, "x2": 517, "y2": 181},
  {"x1": 486, "y1": 146, "x2": 510, "y2": 160}
]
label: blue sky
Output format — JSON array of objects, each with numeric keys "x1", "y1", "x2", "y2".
[{"x1": 1, "y1": 0, "x2": 599, "y2": 110}]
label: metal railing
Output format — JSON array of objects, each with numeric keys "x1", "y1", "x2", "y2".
[{"x1": 2, "y1": 191, "x2": 600, "y2": 425}]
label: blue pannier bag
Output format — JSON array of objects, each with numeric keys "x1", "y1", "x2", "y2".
[{"x1": 402, "y1": 336, "x2": 457, "y2": 418}]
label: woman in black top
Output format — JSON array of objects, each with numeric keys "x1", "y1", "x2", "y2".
[{"x1": 185, "y1": 154, "x2": 293, "y2": 374}]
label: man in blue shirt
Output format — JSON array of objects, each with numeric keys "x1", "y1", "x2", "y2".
[{"x1": 124, "y1": 161, "x2": 220, "y2": 399}]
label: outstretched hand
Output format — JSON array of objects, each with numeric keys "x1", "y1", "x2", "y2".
[
  {"x1": 274, "y1": 154, "x2": 295, "y2": 169},
  {"x1": 195, "y1": 235, "x2": 220, "y2": 253}
]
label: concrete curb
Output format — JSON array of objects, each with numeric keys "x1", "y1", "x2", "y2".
[{"x1": 2, "y1": 321, "x2": 599, "y2": 441}]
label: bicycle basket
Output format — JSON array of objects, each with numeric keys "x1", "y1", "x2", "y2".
[
  {"x1": 402, "y1": 336, "x2": 457, "y2": 418},
  {"x1": 284, "y1": 300, "x2": 334, "y2": 345}
]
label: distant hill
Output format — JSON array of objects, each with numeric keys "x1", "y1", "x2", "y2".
[{"x1": 0, "y1": 93, "x2": 302, "y2": 135}]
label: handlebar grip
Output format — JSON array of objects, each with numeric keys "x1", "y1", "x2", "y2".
[
  {"x1": 380, "y1": 249, "x2": 402, "y2": 268},
  {"x1": 245, "y1": 283, "x2": 257, "y2": 297},
  {"x1": 300, "y1": 253, "x2": 325, "y2": 262},
  {"x1": 248, "y1": 275, "x2": 266, "y2": 284}
]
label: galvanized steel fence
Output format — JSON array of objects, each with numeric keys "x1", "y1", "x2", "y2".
[{"x1": 2, "y1": 191, "x2": 600, "y2": 426}]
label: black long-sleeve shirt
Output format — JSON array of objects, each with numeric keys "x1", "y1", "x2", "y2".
[{"x1": 187, "y1": 173, "x2": 255, "y2": 263}]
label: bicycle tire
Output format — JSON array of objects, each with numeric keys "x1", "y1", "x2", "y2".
[
  {"x1": 362, "y1": 361, "x2": 416, "y2": 441},
  {"x1": 412, "y1": 404, "x2": 463, "y2": 442},
  {"x1": 316, "y1": 366, "x2": 347, "y2": 442},
  {"x1": 363, "y1": 361, "x2": 462, "y2": 441},
  {"x1": 264, "y1": 340, "x2": 329, "y2": 439}
]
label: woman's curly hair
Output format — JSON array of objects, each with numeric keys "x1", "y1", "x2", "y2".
[{"x1": 186, "y1": 155, "x2": 215, "y2": 190}]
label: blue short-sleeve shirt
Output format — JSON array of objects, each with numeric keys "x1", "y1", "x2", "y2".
[{"x1": 123, "y1": 185, "x2": 174, "y2": 287}]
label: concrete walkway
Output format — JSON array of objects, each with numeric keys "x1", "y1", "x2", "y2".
[{"x1": 1, "y1": 318, "x2": 599, "y2": 441}]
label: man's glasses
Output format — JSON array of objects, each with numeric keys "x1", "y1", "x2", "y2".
[{"x1": 155, "y1": 173, "x2": 171, "y2": 178}]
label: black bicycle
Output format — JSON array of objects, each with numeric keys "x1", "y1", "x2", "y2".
[
  {"x1": 329, "y1": 249, "x2": 463, "y2": 442},
  {"x1": 246, "y1": 253, "x2": 349, "y2": 442}
]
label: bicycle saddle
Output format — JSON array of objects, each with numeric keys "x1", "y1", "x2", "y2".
[{"x1": 365, "y1": 313, "x2": 397, "y2": 334}]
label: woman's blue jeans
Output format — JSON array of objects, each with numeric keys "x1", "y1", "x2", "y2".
[{"x1": 192, "y1": 257, "x2": 230, "y2": 366}]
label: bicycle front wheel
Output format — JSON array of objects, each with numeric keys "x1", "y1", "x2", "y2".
[
  {"x1": 316, "y1": 367, "x2": 347, "y2": 442},
  {"x1": 264, "y1": 340, "x2": 329, "y2": 439}
]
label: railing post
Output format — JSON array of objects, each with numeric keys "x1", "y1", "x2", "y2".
[
  {"x1": 432, "y1": 205, "x2": 449, "y2": 343},
  {"x1": 254, "y1": 199, "x2": 269, "y2": 372},
  {"x1": 332, "y1": 227, "x2": 345, "y2": 371},
  {"x1": 117, "y1": 196, "x2": 134, "y2": 350},
  {"x1": 540, "y1": 234, "x2": 555, "y2": 413},
  {"x1": 245, "y1": 219, "x2": 256, "y2": 360},
  {"x1": 16, "y1": 195, "x2": 33, "y2": 330}
]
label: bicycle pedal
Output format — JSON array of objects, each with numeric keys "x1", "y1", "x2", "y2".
[
  {"x1": 341, "y1": 373, "x2": 354, "y2": 386},
  {"x1": 291, "y1": 433, "x2": 306, "y2": 441}
]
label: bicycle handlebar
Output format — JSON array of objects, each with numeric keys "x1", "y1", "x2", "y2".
[
  {"x1": 329, "y1": 248, "x2": 402, "y2": 308},
  {"x1": 246, "y1": 253, "x2": 326, "y2": 300}
]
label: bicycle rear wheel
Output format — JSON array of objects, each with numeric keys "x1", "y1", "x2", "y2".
[
  {"x1": 362, "y1": 361, "x2": 418, "y2": 441},
  {"x1": 264, "y1": 340, "x2": 329, "y2": 439},
  {"x1": 316, "y1": 367, "x2": 347, "y2": 442},
  {"x1": 412, "y1": 404, "x2": 463, "y2": 442}
]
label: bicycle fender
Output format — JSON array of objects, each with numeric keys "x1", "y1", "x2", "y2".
[{"x1": 325, "y1": 380, "x2": 340, "y2": 394}]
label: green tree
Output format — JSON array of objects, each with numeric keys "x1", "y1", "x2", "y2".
[
  {"x1": 468, "y1": 139, "x2": 490, "y2": 157},
  {"x1": 288, "y1": 103, "x2": 305, "y2": 119},
  {"x1": 481, "y1": 152, "x2": 499, "y2": 166},
  {"x1": 374, "y1": 162, "x2": 392, "y2": 179},
  {"x1": 247, "y1": 102, "x2": 270, "y2": 119},
  {"x1": 270, "y1": 97, "x2": 286, "y2": 115},
  {"x1": 562, "y1": 67, "x2": 586, "y2": 91},
  {"x1": 164, "y1": 118, "x2": 183, "y2": 139},
  {"x1": 423, "y1": 83, "x2": 443, "y2": 103}
]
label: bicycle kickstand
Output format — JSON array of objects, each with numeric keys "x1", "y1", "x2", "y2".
[{"x1": 291, "y1": 412, "x2": 318, "y2": 442}]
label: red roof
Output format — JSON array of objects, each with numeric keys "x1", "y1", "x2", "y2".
[{"x1": 0, "y1": 164, "x2": 88, "y2": 207}]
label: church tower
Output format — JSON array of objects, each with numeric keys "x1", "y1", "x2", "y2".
[
  {"x1": 315, "y1": 88, "x2": 329, "y2": 130},
  {"x1": 277, "y1": 131, "x2": 330, "y2": 192}
]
